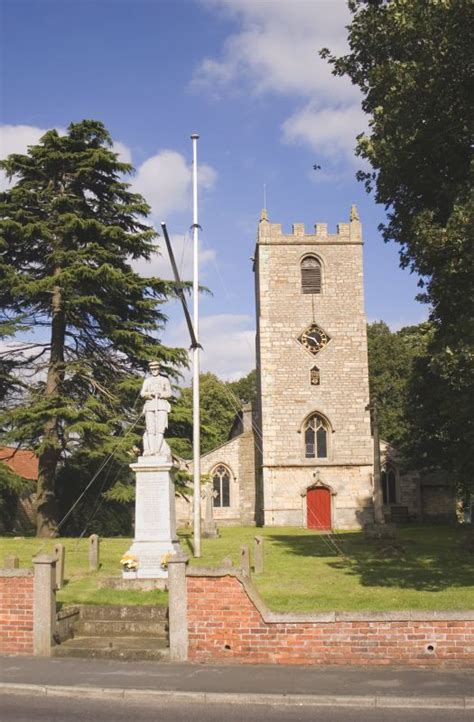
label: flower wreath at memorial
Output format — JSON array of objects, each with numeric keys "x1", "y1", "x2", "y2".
[
  {"x1": 160, "y1": 552, "x2": 174, "y2": 569},
  {"x1": 120, "y1": 553, "x2": 139, "y2": 571}
]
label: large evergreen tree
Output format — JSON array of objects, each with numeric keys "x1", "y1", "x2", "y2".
[
  {"x1": 0, "y1": 120, "x2": 186, "y2": 536},
  {"x1": 322, "y1": 0, "x2": 474, "y2": 490}
]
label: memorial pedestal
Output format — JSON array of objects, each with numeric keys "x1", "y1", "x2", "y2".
[{"x1": 123, "y1": 455, "x2": 180, "y2": 579}]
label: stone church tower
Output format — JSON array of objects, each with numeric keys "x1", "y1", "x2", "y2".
[
  {"x1": 177, "y1": 207, "x2": 452, "y2": 530},
  {"x1": 253, "y1": 208, "x2": 374, "y2": 529}
]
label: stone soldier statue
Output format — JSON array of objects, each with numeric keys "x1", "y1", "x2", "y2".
[{"x1": 140, "y1": 361, "x2": 172, "y2": 457}]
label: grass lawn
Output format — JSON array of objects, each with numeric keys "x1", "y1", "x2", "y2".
[
  {"x1": 1, "y1": 525, "x2": 473, "y2": 611},
  {"x1": 0, "y1": 536, "x2": 168, "y2": 607},
  {"x1": 185, "y1": 525, "x2": 474, "y2": 612}
]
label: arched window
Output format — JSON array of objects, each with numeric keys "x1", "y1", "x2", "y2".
[
  {"x1": 212, "y1": 464, "x2": 231, "y2": 507},
  {"x1": 381, "y1": 465, "x2": 397, "y2": 504},
  {"x1": 301, "y1": 256, "x2": 322, "y2": 294},
  {"x1": 304, "y1": 413, "x2": 329, "y2": 459}
]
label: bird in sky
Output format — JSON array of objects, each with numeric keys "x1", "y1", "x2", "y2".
[{"x1": 313, "y1": 163, "x2": 321, "y2": 171}]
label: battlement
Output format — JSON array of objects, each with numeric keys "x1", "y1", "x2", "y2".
[{"x1": 257, "y1": 206, "x2": 362, "y2": 244}]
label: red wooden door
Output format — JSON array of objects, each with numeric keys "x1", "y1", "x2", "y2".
[{"x1": 307, "y1": 487, "x2": 331, "y2": 530}]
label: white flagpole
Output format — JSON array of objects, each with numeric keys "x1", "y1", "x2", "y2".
[{"x1": 191, "y1": 133, "x2": 201, "y2": 557}]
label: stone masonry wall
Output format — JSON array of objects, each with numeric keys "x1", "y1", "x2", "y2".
[
  {"x1": 187, "y1": 570, "x2": 474, "y2": 667},
  {"x1": 178, "y1": 427, "x2": 257, "y2": 526},
  {"x1": 0, "y1": 569, "x2": 34, "y2": 654},
  {"x1": 254, "y1": 212, "x2": 373, "y2": 527}
]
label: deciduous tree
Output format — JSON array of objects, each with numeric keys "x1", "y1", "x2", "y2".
[{"x1": 323, "y1": 0, "x2": 474, "y2": 490}]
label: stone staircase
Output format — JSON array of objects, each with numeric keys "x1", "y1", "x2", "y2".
[{"x1": 53, "y1": 604, "x2": 169, "y2": 661}]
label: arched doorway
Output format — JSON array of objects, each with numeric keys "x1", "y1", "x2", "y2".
[{"x1": 306, "y1": 486, "x2": 331, "y2": 530}]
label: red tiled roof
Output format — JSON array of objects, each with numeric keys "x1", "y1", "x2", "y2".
[{"x1": 0, "y1": 447, "x2": 39, "y2": 481}]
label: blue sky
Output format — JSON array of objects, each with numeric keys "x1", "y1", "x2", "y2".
[{"x1": 1, "y1": 0, "x2": 427, "y2": 379}]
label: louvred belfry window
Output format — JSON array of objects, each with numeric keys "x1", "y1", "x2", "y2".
[{"x1": 301, "y1": 256, "x2": 322, "y2": 294}]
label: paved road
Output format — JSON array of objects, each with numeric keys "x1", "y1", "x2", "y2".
[{"x1": 2, "y1": 695, "x2": 474, "y2": 722}]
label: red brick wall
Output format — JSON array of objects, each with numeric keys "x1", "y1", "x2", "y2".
[
  {"x1": 187, "y1": 573, "x2": 474, "y2": 667},
  {"x1": 0, "y1": 571, "x2": 34, "y2": 654}
]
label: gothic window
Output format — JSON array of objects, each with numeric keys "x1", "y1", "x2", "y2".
[
  {"x1": 381, "y1": 465, "x2": 397, "y2": 504},
  {"x1": 212, "y1": 464, "x2": 231, "y2": 507},
  {"x1": 310, "y1": 366, "x2": 320, "y2": 386},
  {"x1": 301, "y1": 256, "x2": 322, "y2": 294},
  {"x1": 304, "y1": 413, "x2": 329, "y2": 459}
]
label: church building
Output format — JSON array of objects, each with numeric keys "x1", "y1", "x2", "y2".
[{"x1": 178, "y1": 207, "x2": 456, "y2": 530}]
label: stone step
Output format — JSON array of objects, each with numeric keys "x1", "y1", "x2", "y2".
[
  {"x1": 75, "y1": 619, "x2": 168, "y2": 638},
  {"x1": 79, "y1": 605, "x2": 167, "y2": 622},
  {"x1": 53, "y1": 636, "x2": 169, "y2": 661}
]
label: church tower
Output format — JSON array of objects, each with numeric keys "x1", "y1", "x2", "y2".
[{"x1": 253, "y1": 208, "x2": 374, "y2": 529}]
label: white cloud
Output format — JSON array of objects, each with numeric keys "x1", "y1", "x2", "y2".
[
  {"x1": 194, "y1": 0, "x2": 363, "y2": 166},
  {"x1": 132, "y1": 234, "x2": 216, "y2": 282},
  {"x1": 132, "y1": 150, "x2": 217, "y2": 220},
  {"x1": 112, "y1": 140, "x2": 132, "y2": 164},
  {"x1": 282, "y1": 103, "x2": 367, "y2": 165},
  {"x1": 165, "y1": 313, "x2": 255, "y2": 381},
  {"x1": 0, "y1": 124, "x2": 50, "y2": 190},
  {"x1": 194, "y1": 0, "x2": 354, "y2": 100}
]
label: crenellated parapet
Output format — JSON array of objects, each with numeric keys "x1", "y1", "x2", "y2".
[{"x1": 257, "y1": 205, "x2": 362, "y2": 245}]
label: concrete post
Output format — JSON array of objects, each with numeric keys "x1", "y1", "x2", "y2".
[
  {"x1": 167, "y1": 551, "x2": 189, "y2": 662},
  {"x1": 88, "y1": 534, "x2": 100, "y2": 571},
  {"x1": 33, "y1": 554, "x2": 56, "y2": 657},
  {"x1": 54, "y1": 543, "x2": 65, "y2": 589},
  {"x1": 240, "y1": 545, "x2": 251, "y2": 577},
  {"x1": 4, "y1": 555, "x2": 20, "y2": 569},
  {"x1": 254, "y1": 536, "x2": 264, "y2": 574}
]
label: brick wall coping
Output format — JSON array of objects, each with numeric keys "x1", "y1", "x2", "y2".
[
  {"x1": 0, "y1": 568, "x2": 33, "y2": 578},
  {"x1": 187, "y1": 567, "x2": 474, "y2": 623}
]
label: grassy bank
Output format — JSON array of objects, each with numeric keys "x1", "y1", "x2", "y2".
[
  {"x1": 1, "y1": 525, "x2": 473, "y2": 611},
  {"x1": 0, "y1": 536, "x2": 167, "y2": 607}
]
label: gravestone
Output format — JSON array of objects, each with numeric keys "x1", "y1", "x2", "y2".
[
  {"x1": 4, "y1": 555, "x2": 19, "y2": 569},
  {"x1": 240, "y1": 545, "x2": 251, "y2": 577},
  {"x1": 88, "y1": 534, "x2": 100, "y2": 571},
  {"x1": 54, "y1": 543, "x2": 65, "y2": 589},
  {"x1": 202, "y1": 482, "x2": 219, "y2": 539},
  {"x1": 254, "y1": 535, "x2": 264, "y2": 574},
  {"x1": 121, "y1": 362, "x2": 180, "y2": 579}
]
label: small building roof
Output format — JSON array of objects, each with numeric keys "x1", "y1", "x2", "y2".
[{"x1": 0, "y1": 447, "x2": 39, "y2": 481}]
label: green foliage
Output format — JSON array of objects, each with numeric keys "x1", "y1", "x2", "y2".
[
  {"x1": 0, "y1": 120, "x2": 187, "y2": 534},
  {"x1": 0, "y1": 462, "x2": 31, "y2": 531},
  {"x1": 102, "y1": 480, "x2": 135, "y2": 505},
  {"x1": 55, "y1": 449, "x2": 136, "y2": 537},
  {"x1": 323, "y1": 1, "x2": 474, "y2": 491},
  {"x1": 228, "y1": 369, "x2": 257, "y2": 405},
  {"x1": 167, "y1": 369, "x2": 257, "y2": 458},
  {"x1": 367, "y1": 321, "x2": 431, "y2": 447}
]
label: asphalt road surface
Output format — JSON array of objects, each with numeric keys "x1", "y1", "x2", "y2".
[{"x1": 2, "y1": 695, "x2": 473, "y2": 722}]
